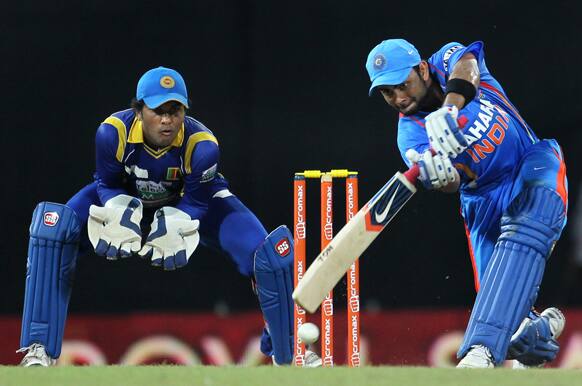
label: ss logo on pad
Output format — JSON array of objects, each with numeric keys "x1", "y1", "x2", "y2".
[{"x1": 275, "y1": 238, "x2": 291, "y2": 257}]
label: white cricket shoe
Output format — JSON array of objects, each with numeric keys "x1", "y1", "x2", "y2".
[
  {"x1": 17, "y1": 343, "x2": 56, "y2": 367},
  {"x1": 303, "y1": 350, "x2": 322, "y2": 368},
  {"x1": 513, "y1": 307, "x2": 566, "y2": 369},
  {"x1": 457, "y1": 345, "x2": 495, "y2": 368},
  {"x1": 273, "y1": 350, "x2": 322, "y2": 367}
]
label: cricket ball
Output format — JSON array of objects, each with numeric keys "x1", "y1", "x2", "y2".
[{"x1": 297, "y1": 322, "x2": 320, "y2": 344}]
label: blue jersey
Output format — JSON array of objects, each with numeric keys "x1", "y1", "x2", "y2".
[
  {"x1": 397, "y1": 41, "x2": 539, "y2": 192},
  {"x1": 94, "y1": 109, "x2": 228, "y2": 220}
]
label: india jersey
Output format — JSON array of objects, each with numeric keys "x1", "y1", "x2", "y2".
[
  {"x1": 397, "y1": 41, "x2": 539, "y2": 192},
  {"x1": 94, "y1": 109, "x2": 228, "y2": 220}
]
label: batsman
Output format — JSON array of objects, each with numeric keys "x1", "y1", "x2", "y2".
[
  {"x1": 366, "y1": 39, "x2": 567, "y2": 368},
  {"x1": 17, "y1": 66, "x2": 320, "y2": 367}
]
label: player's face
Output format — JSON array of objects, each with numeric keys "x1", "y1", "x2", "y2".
[
  {"x1": 378, "y1": 63, "x2": 429, "y2": 116},
  {"x1": 139, "y1": 101, "x2": 186, "y2": 148}
]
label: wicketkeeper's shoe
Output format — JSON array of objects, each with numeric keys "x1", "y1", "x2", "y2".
[
  {"x1": 457, "y1": 345, "x2": 495, "y2": 368},
  {"x1": 303, "y1": 350, "x2": 323, "y2": 368},
  {"x1": 17, "y1": 343, "x2": 56, "y2": 367}
]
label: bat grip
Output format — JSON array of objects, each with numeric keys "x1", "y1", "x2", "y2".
[{"x1": 403, "y1": 164, "x2": 420, "y2": 184}]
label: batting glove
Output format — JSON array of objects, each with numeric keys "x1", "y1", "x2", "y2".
[
  {"x1": 406, "y1": 149, "x2": 457, "y2": 190},
  {"x1": 138, "y1": 207, "x2": 200, "y2": 270},
  {"x1": 425, "y1": 105, "x2": 468, "y2": 158},
  {"x1": 507, "y1": 314, "x2": 561, "y2": 366},
  {"x1": 88, "y1": 194, "x2": 143, "y2": 259}
]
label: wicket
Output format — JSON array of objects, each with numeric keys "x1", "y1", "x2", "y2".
[{"x1": 293, "y1": 169, "x2": 360, "y2": 367}]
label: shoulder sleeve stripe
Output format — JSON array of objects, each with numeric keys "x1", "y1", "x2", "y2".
[
  {"x1": 103, "y1": 116, "x2": 127, "y2": 162},
  {"x1": 184, "y1": 132, "x2": 219, "y2": 174}
]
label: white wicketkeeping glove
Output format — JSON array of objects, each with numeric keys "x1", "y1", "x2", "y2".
[
  {"x1": 406, "y1": 149, "x2": 458, "y2": 190},
  {"x1": 88, "y1": 194, "x2": 143, "y2": 260},
  {"x1": 425, "y1": 105, "x2": 468, "y2": 158},
  {"x1": 138, "y1": 207, "x2": 200, "y2": 270}
]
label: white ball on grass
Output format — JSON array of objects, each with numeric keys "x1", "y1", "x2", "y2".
[{"x1": 297, "y1": 322, "x2": 320, "y2": 344}]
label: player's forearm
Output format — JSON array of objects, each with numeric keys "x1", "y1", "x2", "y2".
[
  {"x1": 444, "y1": 54, "x2": 480, "y2": 109},
  {"x1": 95, "y1": 179, "x2": 128, "y2": 204}
]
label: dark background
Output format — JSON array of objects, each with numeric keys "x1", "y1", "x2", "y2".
[{"x1": 1, "y1": 1, "x2": 580, "y2": 316}]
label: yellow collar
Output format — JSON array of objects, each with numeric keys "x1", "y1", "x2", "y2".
[{"x1": 127, "y1": 118, "x2": 185, "y2": 148}]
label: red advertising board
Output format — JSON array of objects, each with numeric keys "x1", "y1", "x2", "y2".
[{"x1": 2, "y1": 309, "x2": 582, "y2": 367}]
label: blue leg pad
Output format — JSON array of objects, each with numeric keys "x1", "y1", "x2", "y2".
[
  {"x1": 254, "y1": 225, "x2": 294, "y2": 365},
  {"x1": 20, "y1": 202, "x2": 81, "y2": 358},
  {"x1": 458, "y1": 187, "x2": 565, "y2": 364}
]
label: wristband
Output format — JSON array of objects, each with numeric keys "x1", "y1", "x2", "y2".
[{"x1": 445, "y1": 78, "x2": 477, "y2": 107}]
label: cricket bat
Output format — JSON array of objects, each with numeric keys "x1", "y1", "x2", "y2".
[{"x1": 292, "y1": 165, "x2": 420, "y2": 313}]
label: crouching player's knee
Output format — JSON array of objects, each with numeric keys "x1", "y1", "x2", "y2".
[
  {"x1": 253, "y1": 225, "x2": 294, "y2": 365},
  {"x1": 21, "y1": 202, "x2": 81, "y2": 358}
]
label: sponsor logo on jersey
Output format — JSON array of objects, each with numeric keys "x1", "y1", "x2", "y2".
[
  {"x1": 43, "y1": 211, "x2": 59, "y2": 227},
  {"x1": 443, "y1": 45, "x2": 462, "y2": 72},
  {"x1": 463, "y1": 99, "x2": 510, "y2": 163},
  {"x1": 200, "y1": 164, "x2": 217, "y2": 183},
  {"x1": 166, "y1": 167, "x2": 181, "y2": 181},
  {"x1": 125, "y1": 165, "x2": 149, "y2": 179},
  {"x1": 135, "y1": 180, "x2": 171, "y2": 201},
  {"x1": 160, "y1": 76, "x2": 175, "y2": 89},
  {"x1": 275, "y1": 238, "x2": 291, "y2": 257}
]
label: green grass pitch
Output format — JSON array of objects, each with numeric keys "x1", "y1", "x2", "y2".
[{"x1": 0, "y1": 366, "x2": 579, "y2": 386}]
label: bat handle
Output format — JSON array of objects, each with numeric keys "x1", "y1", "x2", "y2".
[{"x1": 403, "y1": 164, "x2": 420, "y2": 184}]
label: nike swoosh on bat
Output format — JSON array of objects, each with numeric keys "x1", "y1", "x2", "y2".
[{"x1": 374, "y1": 185, "x2": 399, "y2": 223}]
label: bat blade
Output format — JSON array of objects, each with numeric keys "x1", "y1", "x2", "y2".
[{"x1": 292, "y1": 169, "x2": 418, "y2": 313}]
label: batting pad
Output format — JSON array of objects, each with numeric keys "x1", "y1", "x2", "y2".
[
  {"x1": 458, "y1": 187, "x2": 565, "y2": 364},
  {"x1": 254, "y1": 225, "x2": 294, "y2": 365},
  {"x1": 20, "y1": 202, "x2": 81, "y2": 358}
]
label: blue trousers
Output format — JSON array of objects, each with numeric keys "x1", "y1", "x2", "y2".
[{"x1": 460, "y1": 139, "x2": 568, "y2": 290}]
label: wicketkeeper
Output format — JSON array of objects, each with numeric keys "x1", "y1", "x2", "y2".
[{"x1": 17, "y1": 66, "x2": 321, "y2": 367}]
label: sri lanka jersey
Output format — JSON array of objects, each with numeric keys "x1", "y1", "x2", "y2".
[
  {"x1": 94, "y1": 108, "x2": 228, "y2": 220},
  {"x1": 397, "y1": 41, "x2": 539, "y2": 192}
]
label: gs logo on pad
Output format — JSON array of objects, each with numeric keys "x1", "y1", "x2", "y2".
[
  {"x1": 43, "y1": 212, "x2": 59, "y2": 227},
  {"x1": 275, "y1": 238, "x2": 291, "y2": 257},
  {"x1": 160, "y1": 76, "x2": 175, "y2": 89}
]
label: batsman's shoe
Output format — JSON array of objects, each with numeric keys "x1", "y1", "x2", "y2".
[
  {"x1": 303, "y1": 350, "x2": 323, "y2": 368},
  {"x1": 17, "y1": 343, "x2": 56, "y2": 367},
  {"x1": 457, "y1": 345, "x2": 494, "y2": 368}
]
